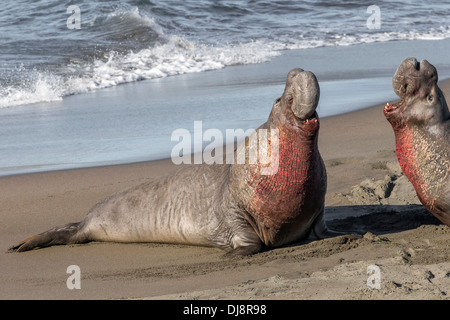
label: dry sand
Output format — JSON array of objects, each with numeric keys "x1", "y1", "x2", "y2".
[{"x1": 1, "y1": 81, "x2": 449, "y2": 300}]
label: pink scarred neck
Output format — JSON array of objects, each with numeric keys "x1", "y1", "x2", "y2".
[{"x1": 394, "y1": 126, "x2": 432, "y2": 206}]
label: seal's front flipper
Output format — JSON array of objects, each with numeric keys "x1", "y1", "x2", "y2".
[
  {"x1": 222, "y1": 243, "x2": 262, "y2": 258},
  {"x1": 8, "y1": 222, "x2": 85, "y2": 252},
  {"x1": 222, "y1": 231, "x2": 262, "y2": 257}
]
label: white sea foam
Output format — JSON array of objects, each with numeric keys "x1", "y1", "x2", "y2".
[
  {"x1": 51, "y1": 24, "x2": 450, "y2": 95},
  {"x1": 272, "y1": 27, "x2": 450, "y2": 50},
  {"x1": 0, "y1": 36, "x2": 281, "y2": 108},
  {"x1": 81, "y1": 36, "x2": 280, "y2": 89},
  {"x1": 0, "y1": 73, "x2": 64, "y2": 108}
]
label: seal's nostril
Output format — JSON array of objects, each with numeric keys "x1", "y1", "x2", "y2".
[{"x1": 414, "y1": 59, "x2": 420, "y2": 71}]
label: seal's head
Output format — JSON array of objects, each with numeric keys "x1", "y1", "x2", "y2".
[
  {"x1": 270, "y1": 68, "x2": 321, "y2": 134},
  {"x1": 283, "y1": 68, "x2": 320, "y2": 120},
  {"x1": 384, "y1": 57, "x2": 450, "y2": 130}
]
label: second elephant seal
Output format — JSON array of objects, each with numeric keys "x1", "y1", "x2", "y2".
[{"x1": 384, "y1": 57, "x2": 450, "y2": 226}]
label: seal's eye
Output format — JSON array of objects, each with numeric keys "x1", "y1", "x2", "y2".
[
  {"x1": 287, "y1": 96, "x2": 294, "y2": 106},
  {"x1": 427, "y1": 94, "x2": 433, "y2": 103}
]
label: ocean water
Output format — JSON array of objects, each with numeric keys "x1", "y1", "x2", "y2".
[
  {"x1": 1, "y1": 0, "x2": 450, "y2": 108},
  {"x1": 1, "y1": 0, "x2": 450, "y2": 175}
]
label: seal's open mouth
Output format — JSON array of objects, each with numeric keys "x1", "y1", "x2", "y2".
[
  {"x1": 304, "y1": 118, "x2": 318, "y2": 124},
  {"x1": 384, "y1": 100, "x2": 402, "y2": 113},
  {"x1": 301, "y1": 111, "x2": 319, "y2": 130},
  {"x1": 384, "y1": 92, "x2": 407, "y2": 114}
]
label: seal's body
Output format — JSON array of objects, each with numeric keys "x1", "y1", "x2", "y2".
[
  {"x1": 384, "y1": 58, "x2": 450, "y2": 226},
  {"x1": 11, "y1": 68, "x2": 338, "y2": 255}
]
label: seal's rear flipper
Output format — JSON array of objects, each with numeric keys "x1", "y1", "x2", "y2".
[{"x1": 8, "y1": 222, "x2": 85, "y2": 252}]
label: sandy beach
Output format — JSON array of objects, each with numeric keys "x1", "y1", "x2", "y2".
[{"x1": 1, "y1": 77, "x2": 448, "y2": 301}]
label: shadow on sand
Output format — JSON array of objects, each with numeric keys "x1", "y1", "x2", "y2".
[{"x1": 325, "y1": 204, "x2": 443, "y2": 236}]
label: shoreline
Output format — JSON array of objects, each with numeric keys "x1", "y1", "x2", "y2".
[
  {"x1": 1, "y1": 78, "x2": 449, "y2": 299},
  {"x1": 2, "y1": 39, "x2": 450, "y2": 178},
  {"x1": 2, "y1": 77, "x2": 448, "y2": 180}
]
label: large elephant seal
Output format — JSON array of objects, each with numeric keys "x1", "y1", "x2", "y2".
[
  {"x1": 10, "y1": 68, "x2": 340, "y2": 256},
  {"x1": 384, "y1": 57, "x2": 450, "y2": 226}
]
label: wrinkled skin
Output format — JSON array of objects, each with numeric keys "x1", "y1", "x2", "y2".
[
  {"x1": 10, "y1": 68, "x2": 340, "y2": 256},
  {"x1": 384, "y1": 57, "x2": 450, "y2": 226}
]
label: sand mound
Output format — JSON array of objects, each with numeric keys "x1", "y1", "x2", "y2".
[{"x1": 334, "y1": 161, "x2": 420, "y2": 206}]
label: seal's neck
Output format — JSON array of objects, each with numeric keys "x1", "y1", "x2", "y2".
[{"x1": 393, "y1": 124, "x2": 434, "y2": 206}]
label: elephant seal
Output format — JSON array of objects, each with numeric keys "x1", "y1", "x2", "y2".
[
  {"x1": 10, "y1": 68, "x2": 340, "y2": 256},
  {"x1": 384, "y1": 57, "x2": 450, "y2": 226}
]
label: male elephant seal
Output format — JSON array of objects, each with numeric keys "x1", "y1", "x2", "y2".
[
  {"x1": 384, "y1": 57, "x2": 450, "y2": 226},
  {"x1": 10, "y1": 68, "x2": 340, "y2": 256}
]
